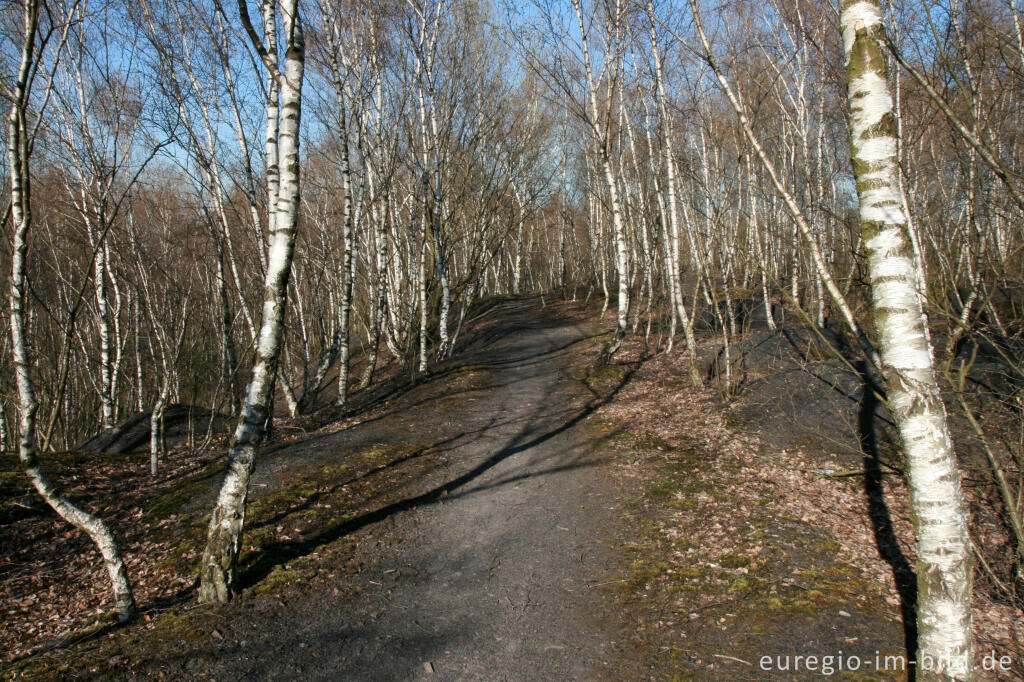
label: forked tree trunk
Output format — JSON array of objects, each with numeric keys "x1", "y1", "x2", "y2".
[
  {"x1": 199, "y1": 0, "x2": 305, "y2": 603},
  {"x1": 840, "y1": 2, "x2": 973, "y2": 678}
]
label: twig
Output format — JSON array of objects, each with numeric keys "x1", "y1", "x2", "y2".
[
  {"x1": 969, "y1": 536, "x2": 1013, "y2": 600},
  {"x1": 714, "y1": 654, "x2": 753, "y2": 666},
  {"x1": 585, "y1": 578, "x2": 631, "y2": 588}
]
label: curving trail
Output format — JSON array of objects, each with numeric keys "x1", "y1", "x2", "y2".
[{"x1": 164, "y1": 299, "x2": 635, "y2": 680}]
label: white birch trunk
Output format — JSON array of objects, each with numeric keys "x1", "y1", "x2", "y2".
[
  {"x1": 418, "y1": 230, "x2": 429, "y2": 372},
  {"x1": 840, "y1": 2, "x2": 973, "y2": 677},
  {"x1": 360, "y1": 166, "x2": 388, "y2": 389},
  {"x1": 688, "y1": 0, "x2": 879, "y2": 366},
  {"x1": 91, "y1": 235, "x2": 115, "y2": 429},
  {"x1": 150, "y1": 389, "x2": 167, "y2": 476},
  {"x1": 336, "y1": 94, "x2": 357, "y2": 406},
  {"x1": 573, "y1": 0, "x2": 629, "y2": 351},
  {"x1": 647, "y1": 0, "x2": 701, "y2": 383},
  {"x1": 199, "y1": 0, "x2": 305, "y2": 603},
  {"x1": 5, "y1": 0, "x2": 136, "y2": 622}
]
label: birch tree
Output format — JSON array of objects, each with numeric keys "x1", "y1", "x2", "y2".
[
  {"x1": 686, "y1": 0, "x2": 880, "y2": 366},
  {"x1": 840, "y1": 1, "x2": 973, "y2": 677},
  {"x1": 199, "y1": 0, "x2": 306, "y2": 603},
  {"x1": 3, "y1": 0, "x2": 136, "y2": 622},
  {"x1": 645, "y1": 0, "x2": 700, "y2": 383},
  {"x1": 572, "y1": 0, "x2": 630, "y2": 355}
]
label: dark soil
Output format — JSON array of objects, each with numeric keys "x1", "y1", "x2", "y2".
[
  {"x1": 6, "y1": 298, "x2": 646, "y2": 680},
  {"x1": 9, "y1": 297, "x2": 1019, "y2": 681},
  {"x1": 73, "y1": 405, "x2": 227, "y2": 455},
  {"x1": 586, "y1": 332, "x2": 910, "y2": 681}
]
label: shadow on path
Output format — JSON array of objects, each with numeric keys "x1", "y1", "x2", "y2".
[
  {"x1": 238, "y1": 326, "x2": 636, "y2": 591},
  {"x1": 858, "y1": 361, "x2": 917, "y2": 675}
]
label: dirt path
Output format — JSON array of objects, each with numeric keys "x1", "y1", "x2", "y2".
[
  {"x1": 7, "y1": 298, "x2": 934, "y2": 681},
  {"x1": 126, "y1": 299, "x2": 633, "y2": 680}
]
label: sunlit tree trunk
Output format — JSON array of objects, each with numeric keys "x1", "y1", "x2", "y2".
[
  {"x1": 573, "y1": 0, "x2": 629, "y2": 354},
  {"x1": 199, "y1": 0, "x2": 305, "y2": 603},
  {"x1": 336, "y1": 93, "x2": 357, "y2": 406},
  {"x1": 5, "y1": 0, "x2": 136, "y2": 622},
  {"x1": 360, "y1": 151, "x2": 389, "y2": 389},
  {"x1": 689, "y1": 0, "x2": 878, "y2": 365},
  {"x1": 91, "y1": 236, "x2": 115, "y2": 429},
  {"x1": 646, "y1": 0, "x2": 700, "y2": 382},
  {"x1": 840, "y1": 2, "x2": 973, "y2": 677}
]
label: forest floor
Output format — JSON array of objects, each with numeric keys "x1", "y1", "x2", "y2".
[{"x1": 3, "y1": 296, "x2": 1021, "y2": 679}]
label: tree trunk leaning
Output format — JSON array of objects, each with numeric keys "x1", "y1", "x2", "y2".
[{"x1": 840, "y1": 2, "x2": 973, "y2": 678}]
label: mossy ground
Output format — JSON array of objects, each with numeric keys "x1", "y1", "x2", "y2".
[
  {"x1": 604, "y1": 425, "x2": 905, "y2": 679},
  {"x1": 577, "y1": 333, "x2": 907, "y2": 680}
]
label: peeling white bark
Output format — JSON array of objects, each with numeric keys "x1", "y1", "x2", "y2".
[
  {"x1": 573, "y1": 0, "x2": 629, "y2": 350},
  {"x1": 840, "y1": 2, "x2": 973, "y2": 678},
  {"x1": 199, "y1": 0, "x2": 305, "y2": 603},
  {"x1": 646, "y1": 0, "x2": 701, "y2": 382}
]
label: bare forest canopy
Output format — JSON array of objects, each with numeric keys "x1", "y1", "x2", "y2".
[
  {"x1": 0, "y1": 0, "x2": 1019, "y2": 449},
  {"x1": 2, "y1": 0, "x2": 1023, "y2": 676}
]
